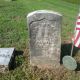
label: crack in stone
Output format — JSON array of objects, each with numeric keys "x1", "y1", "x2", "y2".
[{"x1": 29, "y1": 18, "x2": 56, "y2": 26}]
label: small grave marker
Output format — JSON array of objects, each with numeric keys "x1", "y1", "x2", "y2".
[{"x1": 0, "y1": 48, "x2": 14, "y2": 72}]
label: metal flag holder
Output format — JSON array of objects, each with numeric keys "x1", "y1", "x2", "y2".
[
  {"x1": 62, "y1": 6, "x2": 80, "y2": 70},
  {"x1": 62, "y1": 41, "x2": 77, "y2": 70}
]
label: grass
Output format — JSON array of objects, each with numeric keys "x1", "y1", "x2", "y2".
[
  {"x1": 0, "y1": 0, "x2": 80, "y2": 80},
  {"x1": 62, "y1": 0, "x2": 79, "y2": 4}
]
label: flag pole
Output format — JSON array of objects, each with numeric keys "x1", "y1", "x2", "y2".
[
  {"x1": 70, "y1": 41, "x2": 74, "y2": 56},
  {"x1": 70, "y1": 6, "x2": 80, "y2": 57}
]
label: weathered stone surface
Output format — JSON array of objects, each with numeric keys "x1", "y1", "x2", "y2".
[
  {"x1": 27, "y1": 10, "x2": 62, "y2": 69},
  {"x1": 0, "y1": 48, "x2": 14, "y2": 72}
]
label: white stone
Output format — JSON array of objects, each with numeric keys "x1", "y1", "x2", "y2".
[{"x1": 0, "y1": 48, "x2": 14, "y2": 72}]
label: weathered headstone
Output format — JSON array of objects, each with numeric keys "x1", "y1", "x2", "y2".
[
  {"x1": 27, "y1": 10, "x2": 62, "y2": 69},
  {"x1": 0, "y1": 48, "x2": 14, "y2": 72}
]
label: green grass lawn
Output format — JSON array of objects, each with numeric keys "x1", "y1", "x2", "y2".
[
  {"x1": 0, "y1": 0, "x2": 80, "y2": 80},
  {"x1": 62, "y1": 0, "x2": 79, "y2": 4}
]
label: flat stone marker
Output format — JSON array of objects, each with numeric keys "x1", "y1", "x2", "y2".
[
  {"x1": 27, "y1": 10, "x2": 62, "y2": 69},
  {"x1": 0, "y1": 48, "x2": 14, "y2": 72}
]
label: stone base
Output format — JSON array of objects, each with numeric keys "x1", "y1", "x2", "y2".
[{"x1": 30, "y1": 56, "x2": 60, "y2": 69}]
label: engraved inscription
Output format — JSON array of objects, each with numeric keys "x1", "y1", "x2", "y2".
[
  {"x1": 30, "y1": 19, "x2": 59, "y2": 58},
  {"x1": 0, "y1": 50, "x2": 11, "y2": 58}
]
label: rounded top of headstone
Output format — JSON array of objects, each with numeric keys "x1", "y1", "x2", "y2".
[
  {"x1": 27, "y1": 10, "x2": 62, "y2": 22},
  {"x1": 27, "y1": 10, "x2": 62, "y2": 18}
]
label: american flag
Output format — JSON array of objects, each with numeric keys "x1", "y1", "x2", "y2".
[{"x1": 73, "y1": 13, "x2": 80, "y2": 48}]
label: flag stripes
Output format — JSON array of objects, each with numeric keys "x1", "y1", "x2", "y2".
[{"x1": 73, "y1": 13, "x2": 80, "y2": 48}]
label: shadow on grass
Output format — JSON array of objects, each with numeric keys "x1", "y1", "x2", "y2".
[
  {"x1": 9, "y1": 50, "x2": 24, "y2": 70},
  {"x1": 60, "y1": 43, "x2": 79, "y2": 63},
  {"x1": 61, "y1": 43, "x2": 80, "y2": 71},
  {"x1": 76, "y1": 63, "x2": 80, "y2": 71}
]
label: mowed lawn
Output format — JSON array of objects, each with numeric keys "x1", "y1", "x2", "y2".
[{"x1": 0, "y1": 0, "x2": 80, "y2": 80}]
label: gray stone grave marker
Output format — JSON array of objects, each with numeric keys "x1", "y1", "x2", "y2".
[
  {"x1": 27, "y1": 10, "x2": 62, "y2": 69},
  {"x1": 0, "y1": 48, "x2": 14, "y2": 72}
]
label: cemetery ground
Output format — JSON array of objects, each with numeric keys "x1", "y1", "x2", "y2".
[{"x1": 0, "y1": 0, "x2": 79, "y2": 80}]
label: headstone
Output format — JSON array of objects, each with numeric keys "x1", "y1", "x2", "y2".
[
  {"x1": 0, "y1": 48, "x2": 14, "y2": 72},
  {"x1": 27, "y1": 10, "x2": 62, "y2": 69}
]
